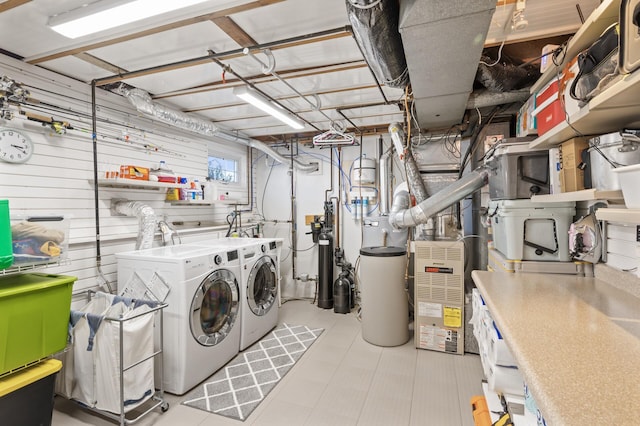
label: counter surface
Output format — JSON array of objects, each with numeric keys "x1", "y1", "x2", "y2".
[{"x1": 471, "y1": 270, "x2": 640, "y2": 426}]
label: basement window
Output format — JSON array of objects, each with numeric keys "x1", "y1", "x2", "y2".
[{"x1": 208, "y1": 155, "x2": 239, "y2": 183}]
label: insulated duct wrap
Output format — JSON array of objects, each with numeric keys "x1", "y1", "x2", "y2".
[
  {"x1": 389, "y1": 166, "x2": 491, "y2": 229},
  {"x1": 118, "y1": 87, "x2": 317, "y2": 173},
  {"x1": 112, "y1": 201, "x2": 157, "y2": 250},
  {"x1": 388, "y1": 123, "x2": 429, "y2": 203},
  {"x1": 346, "y1": 0, "x2": 409, "y2": 88}
]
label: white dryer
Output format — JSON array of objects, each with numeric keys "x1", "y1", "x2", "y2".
[
  {"x1": 237, "y1": 239, "x2": 281, "y2": 350},
  {"x1": 116, "y1": 244, "x2": 242, "y2": 395}
]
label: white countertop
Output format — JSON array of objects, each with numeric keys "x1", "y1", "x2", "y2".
[{"x1": 472, "y1": 270, "x2": 640, "y2": 425}]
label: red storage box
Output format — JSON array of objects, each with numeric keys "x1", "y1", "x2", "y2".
[{"x1": 533, "y1": 80, "x2": 564, "y2": 136}]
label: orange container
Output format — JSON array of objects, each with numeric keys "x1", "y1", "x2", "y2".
[
  {"x1": 470, "y1": 395, "x2": 492, "y2": 426},
  {"x1": 120, "y1": 165, "x2": 149, "y2": 180}
]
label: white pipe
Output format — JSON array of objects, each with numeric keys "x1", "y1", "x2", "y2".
[
  {"x1": 112, "y1": 201, "x2": 157, "y2": 250},
  {"x1": 379, "y1": 149, "x2": 392, "y2": 215},
  {"x1": 119, "y1": 87, "x2": 318, "y2": 173}
]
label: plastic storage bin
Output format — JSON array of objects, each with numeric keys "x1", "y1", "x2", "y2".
[
  {"x1": 486, "y1": 140, "x2": 549, "y2": 199},
  {"x1": 0, "y1": 200, "x2": 12, "y2": 270},
  {"x1": 10, "y1": 214, "x2": 69, "y2": 267},
  {"x1": 612, "y1": 163, "x2": 640, "y2": 208},
  {"x1": 0, "y1": 273, "x2": 75, "y2": 375},
  {"x1": 489, "y1": 199, "x2": 575, "y2": 261},
  {"x1": 0, "y1": 359, "x2": 61, "y2": 426}
]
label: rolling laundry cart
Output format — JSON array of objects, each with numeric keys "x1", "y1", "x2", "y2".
[{"x1": 59, "y1": 291, "x2": 168, "y2": 426}]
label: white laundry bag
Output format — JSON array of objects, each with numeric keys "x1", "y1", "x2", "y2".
[{"x1": 64, "y1": 293, "x2": 156, "y2": 414}]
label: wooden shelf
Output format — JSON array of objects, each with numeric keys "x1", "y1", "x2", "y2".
[
  {"x1": 92, "y1": 178, "x2": 189, "y2": 190},
  {"x1": 529, "y1": 69, "x2": 640, "y2": 149},
  {"x1": 531, "y1": 0, "x2": 621, "y2": 93},
  {"x1": 596, "y1": 208, "x2": 640, "y2": 223},
  {"x1": 531, "y1": 189, "x2": 624, "y2": 203}
]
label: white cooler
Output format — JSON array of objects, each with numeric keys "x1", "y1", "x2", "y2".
[{"x1": 489, "y1": 199, "x2": 575, "y2": 261}]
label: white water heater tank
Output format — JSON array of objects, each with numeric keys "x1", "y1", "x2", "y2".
[{"x1": 352, "y1": 155, "x2": 376, "y2": 185}]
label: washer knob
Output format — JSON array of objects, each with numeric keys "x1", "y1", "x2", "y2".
[
  {"x1": 261, "y1": 244, "x2": 266, "y2": 253},
  {"x1": 214, "y1": 255, "x2": 223, "y2": 265}
]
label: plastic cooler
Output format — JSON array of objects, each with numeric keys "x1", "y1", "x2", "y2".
[
  {"x1": 0, "y1": 273, "x2": 75, "y2": 375},
  {"x1": 0, "y1": 359, "x2": 61, "y2": 426},
  {"x1": 489, "y1": 199, "x2": 575, "y2": 261},
  {"x1": 486, "y1": 140, "x2": 549, "y2": 199}
]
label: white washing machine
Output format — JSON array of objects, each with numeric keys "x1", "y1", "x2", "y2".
[
  {"x1": 237, "y1": 238, "x2": 281, "y2": 350},
  {"x1": 116, "y1": 244, "x2": 242, "y2": 395}
]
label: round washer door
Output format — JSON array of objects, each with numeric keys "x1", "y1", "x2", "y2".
[
  {"x1": 190, "y1": 269, "x2": 239, "y2": 346},
  {"x1": 247, "y1": 256, "x2": 277, "y2": 316}
]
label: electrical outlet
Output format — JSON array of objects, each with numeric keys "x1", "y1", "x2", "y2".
[{"x1": 308, "y1": 161, "x2": 322, "y2": 176}]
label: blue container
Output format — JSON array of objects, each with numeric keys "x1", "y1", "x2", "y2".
[{"x1": 0, "y1": 200, "x2": 12, "y2": 270}]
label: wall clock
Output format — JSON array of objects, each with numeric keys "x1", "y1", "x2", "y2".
[{"x1": 0, "y1": 128, "x2": 33, "y2": 163}]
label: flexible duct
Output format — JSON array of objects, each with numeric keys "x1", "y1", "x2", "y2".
[
  {"x1": 388, "y1": 122, "x2": 429, "y2": 203},
  {"x1": 346, "y1": 0, "x2": 410, "y2": 88},
  {"x1": 112, "y1": 201, "x2": 157, "y2": 250},
  {"x1": 119, "y1": 87, "x2": 318, "y2": 173},
  {"x1": 389, "y1": 166, "x2": 491, "y2": 229}
]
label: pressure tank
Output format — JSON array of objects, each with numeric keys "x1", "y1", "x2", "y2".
[
  {"x1": 317, "y1": 232, "x2": 334, "y2": 309},
  {"x1": 333, "y1": 271, "x2": 351, "y2": 314},
  {"x1": 352, "y1": 155, "x2": 377, "y2": 185}
]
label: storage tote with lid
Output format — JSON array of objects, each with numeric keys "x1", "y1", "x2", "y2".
[{"x1": 489, "y1": 199, "x2": 575, "y2": 262}]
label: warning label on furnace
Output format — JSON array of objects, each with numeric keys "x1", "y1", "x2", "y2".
[{"x1": 418, "y1": 325, "x2": 459, "y2": 353}]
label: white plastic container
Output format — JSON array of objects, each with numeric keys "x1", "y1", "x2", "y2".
[
  {"x1": 612, "y1": 163, "x2": 640, "y2": 208},
  {"x1": 489, "y1": 199, "x2": 575, "y2": 261}
]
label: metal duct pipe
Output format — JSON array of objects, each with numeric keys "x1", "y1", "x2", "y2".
[
  {"x1": 379, "y1": 148, "x2": 392, "y2": 215},
  {"x1": 466, "y1": 88, "x2": 531, "y2": 109},
  {"x1": 112, "y1": 201, "x2": 157, "y2": 250},
  {"x1": 119, "y1": 87, "x2": 318, "y2": 173},
  {"x1": 389, "y1": 166, "x2": 491, "y2": 229},
  {"x1": 346, "y1": 0, "x2": 409, "y2": 89},
  {"x1": 388, "y1": 122, "x2": 428, "y2": 202}
]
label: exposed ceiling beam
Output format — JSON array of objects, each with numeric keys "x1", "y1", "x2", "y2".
[
  {"x1": 93, "y1": 27, "x2": 352, "y2": 86},
  {"x1": 73, "y1": 52, "x2": 129, "y2": 75},
  {"x1": 252, "y1": 123, "x2": 394, "y2": 144},
  {"x1": 211, "y1": 16, "x2": 257, "y2": 47},
  {"x1": 154, "y1": 60, "x2": 367, "y2": 100},
  {"x1": 0, "y1": 0, "x2": 30, "y2": 13},
  {"x1": 27, "y1": 0, "x2": 285, "y2": 64}
]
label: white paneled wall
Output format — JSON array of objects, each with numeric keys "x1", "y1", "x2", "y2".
[{"x1": 0, "y1": 56, "x2": 254, "y2": 294}]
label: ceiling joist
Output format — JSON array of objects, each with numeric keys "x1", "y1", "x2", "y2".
[
  {"x1": 211, "y1": 16, "x2": 257, "y2": 48},
  {"x1": 27, "y1": 0, "x2": 285, "y2": 65},
  {"x1": 0, "y1": 0, "x2": 30, "y2": 13}
]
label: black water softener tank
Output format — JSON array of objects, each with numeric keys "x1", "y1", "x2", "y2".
[
  {"x1": 333, "y1": 270, "x2": 351, "y2": 314},
  {"x1": 317, "y1": 232, "x2": 333, "y2": 309}
]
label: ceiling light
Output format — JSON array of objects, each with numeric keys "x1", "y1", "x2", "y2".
[
  {"x1": 233, "y1": 86, "x2": 305, "y2": 130},
  {"x1": 48, "y1": 0, "x2": 210, "y2": 39}
]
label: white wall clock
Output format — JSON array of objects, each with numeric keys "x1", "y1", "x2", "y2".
[{"x1": 0, "y1": 128, "x2": 33, "y2": 163}]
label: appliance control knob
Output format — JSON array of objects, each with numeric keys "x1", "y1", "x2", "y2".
[
  {"x1": 261, "y1": 244, "x2": 266, "y2": 253},
  {"x1": 214, "y1": 255, "x2": 223, "y2": 265}
]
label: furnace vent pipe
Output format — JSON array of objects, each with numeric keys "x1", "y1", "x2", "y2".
[
  {"x1": 388, "y1": 122, "x2": 428, "y2": 203},
  {"x1": 378, "y1": 149, "x2": 392, "y2": 215},
  {"x1": 112, "y1": 200, "x2": 157, "y2": 250},
  {"x1": 388, "y1": 166, "x2": 491, "y2": 229},
  {"x1": 120, "y1": 87, "x2": 318, "y2": 173}
]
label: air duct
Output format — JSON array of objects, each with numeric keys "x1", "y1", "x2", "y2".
[
  {"x1": 346, "y1": 0, "x2": 409, "y2": 88},
  {"x1": 388, "y1": 166, "x2": 491, "y2": 229},
  {"x1": 388, "y1": 122, "x2": 428, "y2": 202},
  {"x1": 119, "y1": 87, "x2": 318, "y2": 173},
  {"x1": 378, "y1": 149, "x2": 392, "y2": 215},
  {"x1": 112, "y1": 200, "x2": 157, "y2": 250}
]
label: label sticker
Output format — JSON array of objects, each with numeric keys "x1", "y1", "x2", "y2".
[
  {"x1": 443, "y1": 306, "x2": 462, "y2": 328},
  {"x1": 418, "y1": 301, "x2": 442, "y2": 318}
]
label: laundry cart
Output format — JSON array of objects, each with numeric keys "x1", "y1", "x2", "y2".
[{"x1": 58, "y1": 291, "x2": 168, "y2": 425}]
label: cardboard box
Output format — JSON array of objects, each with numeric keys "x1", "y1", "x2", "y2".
[
  {"x1": 560, "y1": 138, "x2": 589, "y2": 192},
  {"x1": 516, "y1": 95, "x2": 537, "y2": 137},
  {"x1": 549, "y1": 147, "x2": 561, "y2": 194},
  {"x1": 120, "y1": 165, "x2": 149, "y2": 180}
]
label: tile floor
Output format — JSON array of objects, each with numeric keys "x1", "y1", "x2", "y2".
[{"x1": 52, "y1": 300, "x2": 484, "y2": 426}]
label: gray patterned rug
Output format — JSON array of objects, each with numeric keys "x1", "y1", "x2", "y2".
[{"x1": 181, "y1": 323, "x2": 323, "y2": 421}]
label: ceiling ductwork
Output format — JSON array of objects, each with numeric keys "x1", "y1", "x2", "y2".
[{"x1": 398, "y1": 0, "x2": 497, "y2": 129}]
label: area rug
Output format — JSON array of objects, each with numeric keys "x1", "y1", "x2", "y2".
[{"x1": 181, "y1": 323, "x2": 323, "y2": 421}]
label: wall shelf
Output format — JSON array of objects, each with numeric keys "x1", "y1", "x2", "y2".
[
  {"x1": 167, "y1": 199, "x2": 243, "y2": 206},
  {"x1": 531, "y1": 189, "x2": 624, "y2": 203},
  {"x1": 530, "y1": 0, "x2": 621, "y2": 93},
  {"x1": 596, "y1": 208, "x2": 640, "y2": 223},
  {"x1": 91, "y1": 178, "x2": 189, "y2": 191}
]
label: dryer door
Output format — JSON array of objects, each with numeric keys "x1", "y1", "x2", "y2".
[
  {"x1": 190, "y1": 269, "x2": 239, "y2": 346},
  {"x1": 247, "y1": 256, "x2": 277, "y2": 316}
]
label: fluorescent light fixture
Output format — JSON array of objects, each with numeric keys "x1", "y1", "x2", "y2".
[
  {"x1": 234, "y1": 86, "x2": 305, "y2": 130},
  {"x1": 48, "y1": 0, "x2": 210, "y2": 39}
]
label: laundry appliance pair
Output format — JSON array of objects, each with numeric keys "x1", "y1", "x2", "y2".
[{"x1": 115, "y1": 238, "x2": 280, "y2": 395}]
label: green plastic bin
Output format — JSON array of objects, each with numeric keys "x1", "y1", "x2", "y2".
[
  {"x1": 0, "y1": 200, "x2": 12, "y2": 270},
  {"x1": 0, "y1": 273, "x2": 75, "y2": 375}
]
